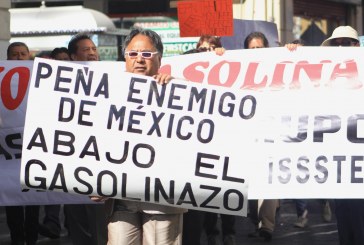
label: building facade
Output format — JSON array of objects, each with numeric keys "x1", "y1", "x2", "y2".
[
  {"x1": 1, "y1": 0, "x2": 363, "y2": 60},
  {"x1": 0, "y1": 0, "x2": 10, "y2": 59}
]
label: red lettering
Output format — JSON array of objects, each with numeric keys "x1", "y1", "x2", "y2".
[
  {"x1": 158, "y1": 64, "x2": 171, "y2": 76},
  {"x1": 167, "y1": 57, "x2": 362, "y2": 91},
  {"x1": 207, "y1": 61, "x2": 240, "y2": 87},
  {"x1": 183, "y1": 62, "x2": 209, "y2": 83},
  {"x1": 328, "y1": 60, "x2": 361, "y2": 88},
  {"x1": 1, "y1": 67, "x2": 30, "y2": 110},
  {"x1": 290, "y1": 61, "x2": 323, "y2": 89},
  {"x1": 241, "y1": 62, "x2": 268, "y2": 90},
  {"x1": 270, "y1": 62, "x2": 291, "y2": 90}
]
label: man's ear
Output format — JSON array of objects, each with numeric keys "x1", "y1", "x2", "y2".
[{"x1": 71, "y1": 53, "x2": 76, "y2": 61}]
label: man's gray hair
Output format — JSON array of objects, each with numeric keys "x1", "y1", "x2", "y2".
[{"x1": 122, "y1": 28, "x2": 163, "y2": 56}]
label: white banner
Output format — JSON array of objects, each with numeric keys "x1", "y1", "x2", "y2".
[
  {"x1": 20, "y1": 58, "x2": 250, "y2": 215},
  {"x1": 3, "y1": 46, "x2": 364, "y2": 208},
  {"x1": 162, "y1": 47, "x2": 364, "y2": 199},
  {"x1": 0, "y1": 61, "x2": 92, "y2": 205}
]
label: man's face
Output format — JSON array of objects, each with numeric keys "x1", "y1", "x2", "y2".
[
  {"x1": 125, "y1": 34, "x2": 161, "y2": 76},
  {"x1": 8, "y1": 46, "x2": 30, "y2": 60},
  {"x1": 71, "y1": 39, "x2": 99, "y2": 61}
]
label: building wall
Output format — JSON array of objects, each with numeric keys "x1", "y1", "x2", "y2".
[
  {"x1": 232, "y1": 0, "x2": 294, "y2": 45},
  {"x1": 83, "y1": 0, "x2": 363, "y2": 46},
  {"x1": 233, "y1": 0, "x2": 362, "y2": 46},
  {"x1": 83, "y1": 0, "x2": 108, "y2": 13},
  {"x1": 0, "y1": 0, "x2": 11, "y2": 60}
]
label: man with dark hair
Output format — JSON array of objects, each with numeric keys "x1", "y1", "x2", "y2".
[
  {"x1": 7, "y1": 42, "x2": 31, "y2": 60},
  {"x1": 68, "y1": 33, "x2": 99, "y2": 61},
  {"x1": 64, "y1": 33, "x2": 107, "y2": 245},
  {"x1": 243, "y1": 32, "x2": 269, "y2": 49},
  {"x1": 244, "y1": 32, "x2": 279, "y2": 242},
  {"x1": 96, "y1": 28, "x2": 186, "y2": 245},
  {"x1": 50, "y1": 47, "x2": 70, "y2": 61},
  {"x1": 38, "y1": 46, "x2": 70, "y2": 240},
  {"x1": 6, "y1": 42, "x2": 39, "y2": 245}
]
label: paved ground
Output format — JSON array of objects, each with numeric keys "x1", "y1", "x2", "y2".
[{"x1": 0, "y1": 199, "x2": 339, "y2": 245}]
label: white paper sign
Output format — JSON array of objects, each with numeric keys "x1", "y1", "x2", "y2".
[
  {"x1": 21, "y1": 58, "x2": 252, "y2": 215},
  {"x1": 162, "y1": 47, "x2": 364, "y2": 199},
  {"x1": 0, "y1": 61, "x2": 92, "y2": 205}
]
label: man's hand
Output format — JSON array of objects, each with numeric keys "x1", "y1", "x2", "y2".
[
  {"x1": 214, "y1": 47, "x2": 225, "y2": 56},
  {"x1": 90, "y1": 196, "x2": 109, "y2": 202},
  {"x1": 153, "y1": 73, "x2": 173, "y2": 85},
  {"x1": 285, "y1": 43, "x2": 301, "y2": 52}
]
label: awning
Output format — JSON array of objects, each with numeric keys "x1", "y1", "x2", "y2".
[{"x1": 10, "y1": 5, "x2": 129, "y2": 37}]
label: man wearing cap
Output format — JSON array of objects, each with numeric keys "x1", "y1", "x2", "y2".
[{"x1": 321, "y1": 25, "x2": 364, "y2": 245}]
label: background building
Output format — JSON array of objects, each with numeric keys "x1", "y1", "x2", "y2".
[
  {"x1": 0, "y1": 0, "x2": 10, "y2": 59},
  {"x1": 0, "y1": 0, "x2": 363, "y2": 59},
  {"x1": 9, "y1": 3, "x2": 129, "y2": 60}
]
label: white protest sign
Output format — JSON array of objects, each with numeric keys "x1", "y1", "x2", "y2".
[
  {"x1": 9, "y1": 46, "x2": 364, "y2": 208},
  {"x1": 162, "y1": 47, "x2": 364, "y2": 199},
  {"x1": 0, "y1": 61, "x2": 92, "y2": 205},
  {"x1": 21, "y1": 58, "x2": 252, "y2": 215}
]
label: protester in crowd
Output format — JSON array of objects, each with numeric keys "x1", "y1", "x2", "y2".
[
  {"x1": 7, "y1": 42, "x2": 32, "y2": 60},
  {"x1": 37, "y1": 46, "x2": 71, "y2": 240},
  {"x1": 181, "y1": 39, "x2": 236, "y2": 245},
  {"x1": 50, "y1": 47, "x2": 70, "y2": 60},
  {"x1": 285, "y1": 38, "x2": 335, "y2": 227},
  {"x1": 244, "y1": 31, "x2": 269, "y2": 49},
  {"x1": 90, "y1": 28, "x2": 186, "y2": 245},
  {"x1": 196, "y1": 34, "x2": 225, "y2": 55},
  {"x1": 63, "y1": 33, "x2": 108, "y2": 245},
  {"x1": 181, "y1": 47, "x2": 213, "y2": 245},
  {"x1": 6, "y1": 42, "x2": 39, "y2": 245},
  {"x1": 244, "y1": 32, "x2": 280, "y2": 242},
  {"x1": 321, "y1": 25, "x2": 363, "y2": 245},
  {"x1": 68, "y1": 33, "x2": 99, "y2": 61},
  {"x1": 283, "y1": 39, "x2": 311, "y2": 229}
]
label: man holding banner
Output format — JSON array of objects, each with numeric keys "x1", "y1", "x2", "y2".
[
  {"x1": 5, "y1": 41, "x2": 40, "y2": 245},
  {"x1": 102, "y1": 28, "x2": 186, "y2": 245},
  {"x1": 64, "y1": 33, "x2": 108, "y2": 245}
]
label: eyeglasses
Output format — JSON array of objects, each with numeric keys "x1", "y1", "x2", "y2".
[
  {"x1": 330, "y1": 38, "x2": 358, "y2": 47},
  {"x1": 125, "y1": 51, "x2": 158, "y2": 59}
]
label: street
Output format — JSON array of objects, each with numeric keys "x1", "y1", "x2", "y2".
[{"x1": 0, "y1": 199, "x2": 339, "y2": 245}]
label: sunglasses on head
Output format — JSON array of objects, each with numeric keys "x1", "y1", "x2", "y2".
[
  {"x1": 125, "y1": 51, "x2": 158, "y2": 59},
  {"x1": 330, "y1": 38, "x2": 358, "y2": 47}
]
